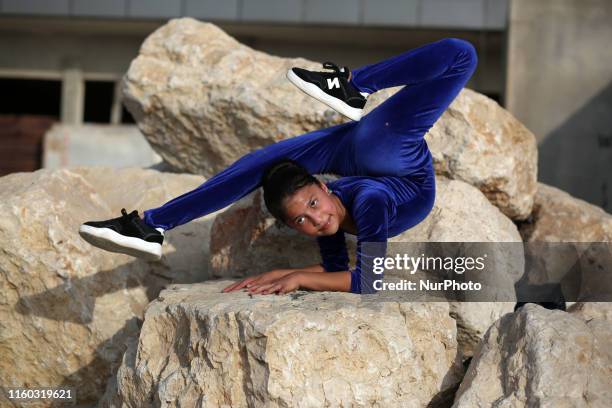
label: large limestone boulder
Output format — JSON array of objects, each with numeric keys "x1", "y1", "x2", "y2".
[
  {"x1": 391, "y1": 178, "x2": 522, "y2": 357},
  {"x1": 368, "y1": 87, "x2": 537, "y2": 220},
  {"x1": 516, "y1": 182, "x2": 612, "y2": 302},
  {"x1": 454, "y1": 303, "x2": 612, "y2": 407},
  {"x1": 396, "y1": 177, "x2": 521, "y2": 244},
  {"x1": 209, "y1": 176, "x2": 522, "y2": 357},
  {"x1": 519, "y1": 182, "x2": 612, "y2": 242},
  {"x1": 425, "y1": 88, "x2": 536, "y2": 220},
  {"x1": 0, "y1": 167, "x2": 222, "y2": 407},
  {"x1": 123, "y1": 18, "x2": 536, "y2": 220},
  {"x1": 568, "y1": 301, "x2": 612, "y2": 321},
  {"x1": 100, "y1": 281, "x2": 463, "y2": 407},
  {"x1": 122, "y1": 18, "x2": 344, "y2": 180}
]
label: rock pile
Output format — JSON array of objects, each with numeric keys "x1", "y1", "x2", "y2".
[
  {"x1": 99, "y1": 281, "x2": 464, "y2": 407},
  {"x1": 454, "y1": 303, "x2": 612, "y2": 407},
  {"x1": 0, "y1": 167, "x2": 222, "y2": 406},
  {"x1": 1, "y1": 17, "x2": 610, "y2": 408}
]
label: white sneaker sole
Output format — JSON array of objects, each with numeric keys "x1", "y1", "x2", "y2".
[
  {"x1": 286, "y1": 69, "x2": 368, "y2": 121},
  {"x1": 79, "y1": 224, "x2": 162, "y2": 261}
]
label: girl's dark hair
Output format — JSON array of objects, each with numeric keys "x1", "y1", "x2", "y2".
[{"x1": 262, "y1": 159, "x2": 320, "y2": 223}]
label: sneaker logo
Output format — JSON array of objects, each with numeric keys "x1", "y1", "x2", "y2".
[{"x1": 327, "y1": 77, "x2": 340, "y2": 90}]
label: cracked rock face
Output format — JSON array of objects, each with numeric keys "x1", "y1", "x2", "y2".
[
  {"x1": 123, "y1": 18, "x2": 536, "y2": 220},
  {"x1": 99, "y1": 281, "x2": 463, "y2": 408},
  {"x1": 391, "y1": 177, "x2": 522, "y2": 358},
  {"x1": 519, "y1": 182, "x2": 612, "y2": 242},
  {"x1": 516, "y1": 182, "x2": 612, "y2": 302},
  {"x1": 424, "y1": 88, "x2": 537, "y2": 220},
  {"x1": 0, "y1": 167, "x2": 222, "y2": 407},
  {"x1": 453, "y1": 303, "x2": 612, "y2": 407},
  {"x1": 122, "y1": 18, "x2": 346, "y2": 180}
]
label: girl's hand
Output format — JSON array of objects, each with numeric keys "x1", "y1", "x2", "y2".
[
  {"x1": 247, "y1": 272, "x2": 303, "y2": 295},
  {"x1": 222, "y1": 269, "x2": 296, "y2": 293}
]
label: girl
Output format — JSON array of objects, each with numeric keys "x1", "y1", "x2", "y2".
[{"x1": 79, "y1": 38, "x2": 478, "y2": 295}]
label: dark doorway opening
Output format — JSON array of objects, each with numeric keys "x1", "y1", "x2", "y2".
[
  {"x1": 84, "y1": 80, "x2": 114, "y2": 123},
  {"x1": 0, "y1": 78, "x2": 61, "y2": 117},
  {"x1": 83, "y1": 80, "x2": 135, "y2": 124},
  {"x1": 0, "y1": 78, "x2": 60, "y2": 176}
]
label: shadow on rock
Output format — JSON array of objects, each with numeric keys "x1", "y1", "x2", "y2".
[
  {"x1": 48, "y1": 317, "x2": 142, "y2": 408},
  {"x1": 14, "y1": 248, "x2": 205, "y2": 324},
  {"x1": 12, "y1": 247, "x2": 209, "y2": 406}
]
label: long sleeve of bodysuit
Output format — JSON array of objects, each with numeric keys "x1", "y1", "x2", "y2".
[
  {"x1": 317, "y1": 188, "x2": 392, "y2": 294},
  {"x1": 351, "y1": 189, "x2": 391, "y2": 294},
  {"x1": 316, "y1": 230, "x2": 349, "y2": 272}
]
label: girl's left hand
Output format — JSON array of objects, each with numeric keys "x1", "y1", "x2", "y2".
[{"x1": 247, "y1": 272, "x2": 302, "y2": 295}]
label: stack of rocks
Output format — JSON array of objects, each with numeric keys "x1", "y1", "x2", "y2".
[{"x1": 1, "y1": 18, "x2": 609, "y2": 407}]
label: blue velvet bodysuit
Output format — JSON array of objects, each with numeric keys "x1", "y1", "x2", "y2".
[{"x1": 142, "y1": 38, "x2": 478, "y2": 293}]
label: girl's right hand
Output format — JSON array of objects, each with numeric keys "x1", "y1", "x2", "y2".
[{"x1": 222, "y1": 269, "x2": 296, "y2": 293}]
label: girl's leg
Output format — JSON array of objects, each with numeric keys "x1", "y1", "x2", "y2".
[
  {"x1": 337, "y1": 38, "x2": 478, "y2": 177},
  {"x1": 143, "y1": 38, "x2": 477, "y2": 231},
  {"x1": 143, "y1": 121, "x2": 356, "y2": 230}
]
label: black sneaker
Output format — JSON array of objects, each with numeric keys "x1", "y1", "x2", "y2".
[
  {"x1": 287, "y1": 61, "x2": 370, "y2": 121},
  {"x1": 78, "y1": 208, "x2": 164, "y2": 260}
]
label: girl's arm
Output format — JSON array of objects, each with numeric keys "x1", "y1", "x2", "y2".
[
  {"x1": 299, "y1": 264, "x2": 326, "y2": 273},
  {"x1": 246, "y1": 270, "x2": 351, "y2": 294},
  {"x1": 223, "y1": 264, "x2": 326, "y2": 293},
  {"x1": 298, "y1": 270, "x2": 351, "y2": 292}
]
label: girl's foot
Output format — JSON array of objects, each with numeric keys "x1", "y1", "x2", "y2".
[
  {"x1": 287, "y1": 61, "x2": 369, "y2": 121},
  {"x1": 79, "y1": 208, "x2": 164, "y2": 260}
]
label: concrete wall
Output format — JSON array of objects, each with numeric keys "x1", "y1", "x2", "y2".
[
  {"x1": 0, "y1": 0, "x2": 509, "y2": 30},
  {"x1": 0, "y1": 17, "x2": 504, "y2": 86},
  {"x1": 0, "y1": 17, "x2": 505, "y2": 113},
  {"x1": 0, "y1": 15, "x2": 505, "y2": 172},
  {"x1": 43, "y1": 124, "x2": 161, "y2": 169},
  {"x1": 506, "y1": 0, "x2": 612, "y2": 211}
]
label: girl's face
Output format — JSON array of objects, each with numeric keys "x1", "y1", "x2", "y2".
[{"x1": 283, "y1": 182, "x2": 343, "y2": 237}]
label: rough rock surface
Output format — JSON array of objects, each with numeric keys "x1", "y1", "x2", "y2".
[
  {"x1": 568, "y1": 301, "x2": 612, "y2": 321},
  {"x1": 122, "y1": 18, "x2": 345, "y2": 180},
  {"x1": 453, "y1": 303, "x2": 612, "y2": 407},
  {"x1": 0, "y1": 167, "x2": 222, "y2": 407},
  {"x1": 209, "y1": 176, "x2": 521, "y2": 357},
  {"x1": 516, "y1": 182, "x2": 612, "y2": 302},
  {"x1": 424, "y1": 88, "x2": 537, "y2": 220},
  {"x1": 123, "y1": 18, "x2": 536, "y2": 220},
  {"x1": 390, "y1": 177, "x2": 521, "y2": 358},
  {"x1": 519, "y1": 182, "x2": 612, "y2": 242},
  {"x1": 100, "y1": 281, "x2": 463, "y2": 407}
]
